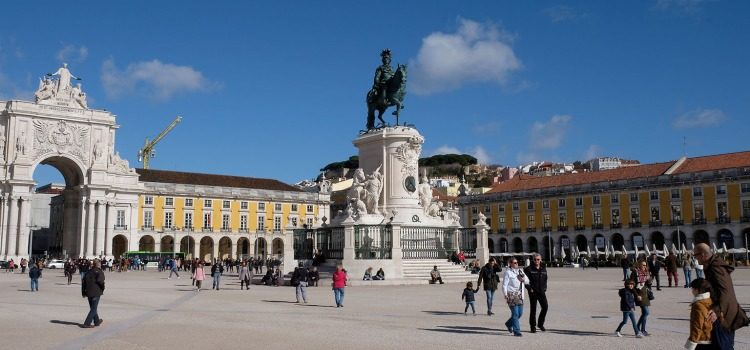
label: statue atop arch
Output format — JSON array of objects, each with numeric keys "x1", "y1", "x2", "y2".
[{"x1": 35, "y1": 63, "x2": 88, "y2": 109}]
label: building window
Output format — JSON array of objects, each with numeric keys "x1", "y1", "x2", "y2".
[
  {"x1": 274, "y1": 216, "x2": 281, "y2": 231},
  {"x1": 240, "y1": 215, "x2": 248, "y2": 230},
  {"x1": 527, "y1": 215, "x2": 535, "y2": 228},
  {"x1": 184, "y1": 212, "x2": 193, "y2": 228},
  {"x1": 630, "y1": 208, "x2": 640, "y2": 223},
  {"x1": 542, "y1": 200, "x2": 549, "y2": 209},
  {"x1": 716, "y1": 185, "x2": 727, "y2": 196},
  {"x1": 742, "y1": 183, "x2": 750, "y2": 194},
  {"x1": 512, "y1": 216, "x2": 520, "y2": 229},
  {"x1": 164, "y1": 212, "x2": 173, "y2": 229},
  {"x1": 575, "y1": 212, "x2": 583, "y2": 226},
  {"x1": 593, "y1": 210, "x2": 601, "y2": 225},
  {"x1": 498, "y1": 216, "x2": 505, "y2": 229},
  {"x1": 611, "y1": 194, "x2": 619, "y2": 204},
  {"x1": 184, "y1": 198, "x2": 193, "y2": 207},
  {"x1": 203, "y1": 213, "x2": 212, "y2": 228},
  {"x1": 144, "y1": 196, "x2": 154, "y2": 205},
  {"x1": 258, "y1": 202, "x2": 266, "y2": 211},
  {"x1": 592, "y1": 196, "x2": 600, "y2": 205},
  {"x1": 241, "y1": 201, "x2": 248, "y2": 210},
  {"x1": 630, "y1": 193, "x2": 638, "y2": 202},
  {"x1": 558, "y1": 213, "x2": 567, "y2": 227},
  {"x1": 717, "y1": 202, "x2": 728, "y2": 218},
  {"x1": 650, "y1": 207, "x2": 660, "y2": 222},
  {"x1": 484, "y1": 206, "x2": 491, "y2": 214},
  {"x1": 694, "y1": 204, "x2": 704, "y2": 220},
  {"x1": 558, "y1": 199, "x2": 566, "y2": 208},
  {"x1": 575, "y1": 197, "x2": 583, "y2": 206},
  {"x1": 527, "y1": 202, "x2": 534, "y2": 210},
  {"x1": 671, "y1": 205, "x2": 681, "y2": 221},
  {"x1": 116, "y1": 210, "x2": 126, "y2": 227},
  {"x1": 222, "y1": 214, "x2": 230, "y2": 230},
  {"x1": 291, "y1": 217, "x2": 298, "y2": 227},
  {"x1": 204, "y1": 199, "x2": 212, "y2": 208},
  {"x1": 223, "y1": 200, "x2": 231, "y2": 209},
  {"x1": 144, "y1": 210, "x2": 153, "y2": 227},
  {"x1": 612, "y1": 209, "x2": 620, "y2": 225},
  {"x1": 306, "y1": 204, "x2": 314, "y2": 212},
  {"x1": 306, "y1": 217, "x2": 314, "y2": 226},
  {"x1": 292, "y1": 204, "x2": 299, "y2": 212},
  {"x1": 257, "y1": 216, "x2": 265, "y2": 230},
  {"x1": 650, "y1": 191, "x2": 659, "y2": 201},
  {"x1": 498, "y1": 204, "x2": 505, "y2": 212},
  {"x1": 471, "y1": 207, "x2": 478, "y2": 214},
  {"x1": 512, "y1": 202, "x2": 519, "y2": 211},
  {"x1": 671, "y1": 189, "x2": 680, "y2": 199},
  {"x1": 693, "y1": 187, "x2": 703, "y2": 197},
  {"x1": 165, "y1": 197, "x2": 174, "y2": 206},
  {"x1": 543, "y1": 214, "x2": 550, "y2": 228},
  {"x1": 742, "y1": 200, "x2": 750, "y2": 218},
  {"x1": 275, "y1": 203, "x2": 282, "y2": 211}
]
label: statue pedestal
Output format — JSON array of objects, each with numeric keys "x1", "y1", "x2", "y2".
[{"x1": 353, "y1": 126, "x2": 427, "y2": 225}]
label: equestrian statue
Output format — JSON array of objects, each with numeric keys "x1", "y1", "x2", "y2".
[{"x1": 366, "y1": 49, "x2": 407, "y2": 130}]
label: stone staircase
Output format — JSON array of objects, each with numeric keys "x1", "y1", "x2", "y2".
[{"x1": 401, "y1": 259, "x2": 476, "y2": 284}]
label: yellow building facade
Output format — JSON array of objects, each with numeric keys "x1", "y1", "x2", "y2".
[{"x1": 459, "y1": 152, "x2": 750, "y2": 259}]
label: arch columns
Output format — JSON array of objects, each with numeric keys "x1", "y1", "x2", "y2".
[
  {"x1": 95, "y1": 200, "x2": 106, "y2": 257},
  {"x1": 16, "y1": 196, "x2": 31, "y2": 257},
  {"x1": 6, "y1": 196, "x2": 19, "y2": 257},
  {"x1": 105, "y1": 202, "x2": 115, "y2": 256}
]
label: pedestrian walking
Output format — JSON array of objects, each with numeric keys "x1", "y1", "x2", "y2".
[
  {"x1": 621, "y1": 256, "x2": 631, "y2": 281},
  {"x1": 238, "y1": 261, "x2": 253, "y2": 290},
  {"x1": 665, "y1": 251, "x2": 679, "y2": 287},
  {"x1": 695, "y1": 255, "x2": 704, "y2": 279},
  {"x1": 332, "y1": 264, "x2": 347, "y2": 307},
  {"x1": 615, "y1": 280, "x2": 642, "y2": 338},
  {"x1": 192, "y1": 262, "x2": 206, "y2": 292},
  {"x1": 29, "y1": 261, "x2": 42, "y2": 292},
  {"x1": 631, "y1": 260, "x2": 653, "y2": 336},
  {"x1": 211, "y1": 263, "x2": 224, "y2": 290},
  {"x1": 65, "y1": 259, "x2": 76, "y2": 285},
  {"x1": 462, "y1": 281, "x2": 477, "y2": 315},
  {"x1": 524, "y1": 253, "x2": 548, "y2": 333},
  {"x1": 502, "y1": 258, "x2": 526, "y2": 337},
  {"x1": 168, "y1": 259, "x2": 180, "y2": 279},
  {"x1": 685, "y1": 278, "x2": 714, "y2": 350},
  {"x1": 20, "y1": 258, "x2": 28, "y2": 273},
  {"x1": 293, "y1": 262, "x2": 309, "y2": 303},
  {"x1": 81, "y1": 259, "x2": 105, "y2": 328},
  {"x1": 694, "y1": 243, "x2": 749, "y2": 350},
  {"x1": 683, "y1": 253, "x2": 695, "y2": 288},
  {"x1": 475, "y1": 257, "x2": 501, "y2": 316},
  {"x1": 648, "y1": 253, "x2": 663, "y2": 290}
]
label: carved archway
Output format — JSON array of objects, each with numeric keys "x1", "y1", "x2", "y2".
[{"x1": 112, "y1": 235, "x2": 128, "y2": 259}]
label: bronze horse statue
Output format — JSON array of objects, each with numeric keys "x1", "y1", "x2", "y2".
[{"x1": 366, "y1": 64, "x2": 407, "y2": 130}]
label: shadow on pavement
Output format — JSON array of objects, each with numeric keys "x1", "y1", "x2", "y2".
[
  {"x1": 420, "y1": 325, "x2": 499, "y2": 335},
  {"x1": 657, "y1": 317, "x2": 689, "y2": 321},
  {"x1": 262, "y1": 300, "x2": 298, "y2": 304},
  {"x1": 422, "y1": 310, "x2": 465, "y2": 316},
  {"x1": 544, "y1": 328, "x2": 612, "y2": 337},
  {"x1": 50, "y1": 320, "x2": 81, "y2": 327},
  {"x1": 301, "y1": 304, "x2": 335, "y2": 308}
]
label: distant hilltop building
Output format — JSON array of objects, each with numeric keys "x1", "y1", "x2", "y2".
[{"x1": 588, "y1": 157, "x2": 641, "y2": 171}]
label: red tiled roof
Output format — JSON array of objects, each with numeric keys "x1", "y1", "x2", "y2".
[
  {"x1": 673, "y1": 151, "x2": 750, "y2": 174},
  {"x1": 486, "y1": 162, "x2": 674, "y2": 193},
  {"x1": 136, "y1": 169, "x2": 302, "y2": 192},
  {"x1": 432, "y1": 188, "x2": 457, "y2": 202}
]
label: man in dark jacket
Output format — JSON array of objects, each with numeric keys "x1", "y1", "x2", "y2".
[
  {"x1": 647, "y1": 253, "x2": 662, "y2": 290},
  {"x1": 524, "y1": 253, "x2": 548, "y2": 333},
  {"x1": 29, "y1": 261, "x2": 42, "y2": 292},
  {"x1": 695, "y1": 243, "x2": 749, "y2": 349},
  {"x1": 81, "y1": 259, "x2": 105, "y2": 328},
  {"x1": 293, "y1": 262, "x2": 309, "y2": 303},
  {"x1": 475, "y1": 257, "x2": 501, "y2": 316}
]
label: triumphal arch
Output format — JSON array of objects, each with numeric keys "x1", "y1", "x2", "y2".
[{"x1": 0, "y1": 64, "x2": 142, "y2": 260}]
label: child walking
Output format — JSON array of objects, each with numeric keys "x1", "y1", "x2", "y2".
[
  {"x1": 615, "y1": 280, "x2": 643, "y2": 338},
  {"x1": 462, "y1": 281, "x2": 478, "y2": 315},
  {"x1": 685, "y1": 278, "x2": 713, "y2": 350}
]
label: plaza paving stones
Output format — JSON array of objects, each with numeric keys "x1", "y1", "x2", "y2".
[{"x1": 2, "y1": 267, "x2": 749, "y2": 350}]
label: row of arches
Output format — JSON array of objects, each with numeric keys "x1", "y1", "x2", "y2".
[
  {"x1": 487, "y1": 227, "x2": 750, "y2": 260},
  {"x1": 113, "y1": 235, "x2": 284, "y2": 261}
]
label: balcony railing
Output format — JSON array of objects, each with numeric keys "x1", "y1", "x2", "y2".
[
  {"x1": 141, "y1": 225, "x2": 154, "y2": 231},
  {"x1": 669, "y1": 219, "x2": 684, "y2": 226},
  {"x1": 113, "y1": 225, "x2": 128, "y2": 230},
  {"x1": 542, "y1": 226, "x2": 552, "y2": 232},
  {"x1": 610, "y1": 223, "x2": 622, "y2": 229},
  {"x1": 592, "y1": 224, "x2": 603, "y2": 230},
  {"x1": 741, "y1": 216, "x2": 750, "y2": 223},
  {"x1": 511, "y1": 228, "x2": 521, "y2": 233},
  {"x1": 526, "y1": 227, "x2": 537, "y2": 233},
  {"x1": 183, "y1": 226, "x2": 194, "y2": 232},
  {"x1": 239, "y1": 228, "x2": 249, "y2": 233},
  {"x1": 497, "y1": 228, "x2": 507, "y2": 234},
  {"x1": 629, "y1": 221, "x2": 642, "y2": 228},
  {"x1": 558, "y1": 225, "x2": 568, "y2": 232},
  {"x1": 715, "y1": 217, "x2": 731, "y2": 224},
  {"x1": 692, "y1": 218, "x2": 706, "y2": 225},
  {"x1": 162, "y1": 226, "x2": 175, "y2": 231},
  {"x1": 202, "y1": 228, "x2": 214, "y2": 233},
  {"x1": 220, "y1": 228, "x2": 232, "y2": 232},
  {"x1": 649, "y1": 220, "x2": 662, "y2": 227},
  {"x1": 574, "y1": 225, "x2": 586, "y2": 231}
]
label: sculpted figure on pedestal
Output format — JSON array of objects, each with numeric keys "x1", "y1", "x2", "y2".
[
  {"x1": 365, "y1": 49, "x2": 407, "y2": 130},
  {"x1": 34, "y1": 77, "x2": 57, "y2": 102},
  {"x1": 49, "y1": 63, "x2": 79, "y2": 95},
  {"x1": 363, "y1": 166, "x2": 383, "y2": 215},
  {"x1": 72, "y1": 83, "x2": 88, "y2": 109},
  {"x1": 418, "y1": 172, "x2": 432, "y2": 213}
]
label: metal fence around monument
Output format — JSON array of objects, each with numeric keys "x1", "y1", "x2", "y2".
[
  {"x1": 401, "y1": 226, "x2": 455, "y2": 259},
  {"x1": 354, "y1": 225, "x2": 392, "y2": 259},
  {"x1": 293, "y1": 229, "x2": 314, "y2": 260},
  {"x1": 316, "y1": 227, "x2": 344, "y2": 260},
  {"x1": 459, "y1": 228, "x2": 477, "y2": 258}
]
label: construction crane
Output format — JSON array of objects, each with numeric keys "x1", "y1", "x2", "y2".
[{"x1": 138, "y1": 116, "x2": 182, "y2": 169}]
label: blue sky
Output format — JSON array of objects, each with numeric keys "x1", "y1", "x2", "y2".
[{"x1": 1, "y1": 1, "x2": 748, "y2": 186}]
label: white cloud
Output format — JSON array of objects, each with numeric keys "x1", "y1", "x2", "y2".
[
  {"x1": 672, "y1": 108, "x2": 726, "y2": 128},
  {"x1": 471, "y1": 121, "x2": 501, "y2": 136},
  {"x1": 409, "y1": 18, "x2": 522, "y2": 95},
  {"x1": 431, "y1": 145, "x2": 492, "y2": 164},
  {"x1": 583, "y1": 144, "x2": 602, "y2": 160},
  {"x1": 543, "y1": 5, "x2": 586, "y2": 23},
  {"x1": 56, "y1": 44, "x2": 88, "y2": 63},
  {"x1": 529, "y1": 115, "x2": 572, "y2": 150},
  {"x1": 101, "y1": 58, "x2": 216, "y2": 101}
]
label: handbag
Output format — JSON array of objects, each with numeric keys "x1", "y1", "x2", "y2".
[
  {"x1": 507, "y1": 290, "x2": 524, "y2": 306},
  {"x1": 647, "y1": 288, "x2": 655, "y2": 301}
]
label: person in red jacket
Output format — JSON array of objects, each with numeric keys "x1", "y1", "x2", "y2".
[{"x1": 332, "y1": 265, "x2": 348, "y2": 307}]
